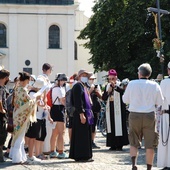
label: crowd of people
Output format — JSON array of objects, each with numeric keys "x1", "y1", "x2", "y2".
[{"x1": 0, "y1": 62, "x2": 170, "y2": 170}]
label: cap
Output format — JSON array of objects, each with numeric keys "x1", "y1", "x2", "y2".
[
  {"x1": 168, "y1": 62, "x2": 170, "y2": 69},
  {"x1": 108, "y1": 69, "x2": 117, "y2": 76},
  {"x1": 89, "y1": 74, "x2": 96, "y2": 79},
  {"x1": 78, "y1": 69, "x2": 92, "y2": 77},
  {"x1": 42, "y1": 63, "x2": 52, "y2": 71},
  {"x1": 56, "y1": 74, "x2": 67, "y2": 81},
  {"x1": 33, "y1": 77, "x2": 46, "y2": 88}
]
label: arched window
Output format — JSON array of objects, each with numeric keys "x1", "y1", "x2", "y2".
[
  {"x1": 0, "y1": 24, "x2": 6, "y2": 48},
  {"x1": 49, "y1": 25, "x2": 60, "y2": 49},
  {"x1": 74, "y1": 41, "x2": 78, "y2": 60}
]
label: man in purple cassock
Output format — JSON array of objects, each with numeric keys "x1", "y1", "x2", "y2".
[{"x1": 69, "y1": 69, "x2": 94, "y2": 162}]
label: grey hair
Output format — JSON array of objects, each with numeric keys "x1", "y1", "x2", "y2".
[{"x1": 138, "y1": 63, "x2": 152, "y2": 77}]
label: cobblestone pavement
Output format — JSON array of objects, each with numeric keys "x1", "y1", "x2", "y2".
[{"x1": 0, "y1": 130, "x2": 160, "y2": 170}]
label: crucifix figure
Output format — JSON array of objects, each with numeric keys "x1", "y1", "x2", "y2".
[
  {"x1": 147, "y1": 7, "x2": 169, "y2": 58},
  {"x1": 147, "y1": 2, "x2": 170, "y2": 75}
]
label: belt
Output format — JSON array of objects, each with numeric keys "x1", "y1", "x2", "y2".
[{"x1": 162, "y1": 110, "x2": 169, "y2": 114}]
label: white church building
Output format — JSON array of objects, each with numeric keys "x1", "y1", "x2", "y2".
[{"x1": 0, "y1": 0, "x2": 107, "y2": 83}]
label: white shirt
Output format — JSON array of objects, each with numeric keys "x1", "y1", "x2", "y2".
[
  {"x1": 37, "y1": 74, "x2": 52, "y2": 92},
  {"x1": 52, "y1": 86, "x2": 66, "y2": 105},
  {"x1": 123, "y1": 79, "x2": 164, "y2": 113},
  {"x1": 29, "y1": 91, "x2": 45, "y2": 120},
  {"x1": 160, "y1": 77, "x2": 170, "y2": 110}
]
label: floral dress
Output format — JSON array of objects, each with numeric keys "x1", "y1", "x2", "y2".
[
  {"x1": 10, "y1": 86, "x2": 37, "y2": 163},
  {"x1": 12, "y1": 86, "x2": 36, "y2": 143}
]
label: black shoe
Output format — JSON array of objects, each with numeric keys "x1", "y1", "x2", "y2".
[
  {"x1": 4, "y1": 152, "x2": 9, "y2": 158},
  {"x1": 92, "y1": 143, "x2": 100, "y2": 149},
  {"x1": 85, "y1": 158, "x2": 94, "y2": 162},
  {"x1": 162, "y1": 168, "x2": 170, "y2": 170},
  {"x1": 109, "y1": 147, "x2": 117, "y2": 151},
  {"x1": 75, "y1": 158, "x2": 94, "y2": 162},
  {"x1": 132, "y1": 166, "x2": 138, "y2": 170},
  {"x1": 116, "y1": 147, "x2": 123, "y2": 151}
]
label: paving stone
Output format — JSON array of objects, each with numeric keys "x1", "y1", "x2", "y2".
[{"x1": 0, "y1": 130, "x2": 160, "y2": 170}]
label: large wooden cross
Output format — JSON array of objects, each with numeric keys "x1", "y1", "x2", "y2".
[{"x1": 147, "y1": 0, "x2": 170, "y2": 77}]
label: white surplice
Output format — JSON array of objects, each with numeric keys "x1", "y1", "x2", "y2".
[{"x1": 157, "y1": 114, "x2": 170, "y2": 168}]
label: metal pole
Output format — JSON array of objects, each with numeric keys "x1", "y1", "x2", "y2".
[
  {"x1": 157, "y1": 0, "x2": 164, "y2": 78},
  {"x1": 156, "y1": 0, "x2": 162, "y2": 39}
]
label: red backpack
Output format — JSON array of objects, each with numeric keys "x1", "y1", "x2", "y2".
[
  {"x1": 47, "y1": 86, "x2": 58, "y2": 107},
  {"x1": 47, "y1": 88, "x2": 53, "y2": 107}
]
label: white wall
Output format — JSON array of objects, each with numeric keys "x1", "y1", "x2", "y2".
[
  {"x1": 74, "y1": 10, "x2": 94, "y2": 73},
  {"x1": 0, "y1": 4, "x2": 77, "y2": 81},
  {"x1": 0, "y1": 3, "x2": 106, "y2": 84}
]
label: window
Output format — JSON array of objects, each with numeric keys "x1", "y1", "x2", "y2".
[
  {"x1": 74, "y1": 41, "x2": 78, "y2": 60},
  {"x1": 49, "y1": 25, "x2": 60, "y2": 49},
  {"x1": 23, "y1": 68, "x2": 32, "y2": 75},
  {"x1": 0, "y1": 24, "x2": 6, "y2": 48}
]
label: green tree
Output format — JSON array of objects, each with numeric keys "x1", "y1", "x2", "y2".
[{"x1": 78, "y1": 0, "x2": 170, "y2": 80}]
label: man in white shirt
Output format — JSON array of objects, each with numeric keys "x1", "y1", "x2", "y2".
[
  {"x1": 38, "y1": 63, "x2": 52, "y2": 90},
  {"x1": 37, "y1": 63, "x2": 52, "y2": 154},
  {"x1": 123, "y1": 63, "x2": 164, "y2": 170}
]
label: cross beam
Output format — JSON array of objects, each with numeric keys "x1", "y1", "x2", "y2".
[{"x1": 147, "y1": 7, "x2": 170, "y2": 15}]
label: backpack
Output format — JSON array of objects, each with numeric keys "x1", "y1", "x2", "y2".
[
  {"x1": 47, "y1": 86, "x2": 58, "y2": 107},
  {"x1": 91, "y1": 91, "x2": 101, "y2": 113},
  {"x1": 47, "y1": 88, "x2": 53, "y2": 107},
  {"x1": 65, "y1": 87, "x2": 75, "y2": 117},
  {"x1": 6, "y1": 92, "x2": 15, "y2": 133}
]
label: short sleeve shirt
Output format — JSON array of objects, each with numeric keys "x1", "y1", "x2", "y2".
[{"x1": 52, "y1": 86, "x2": 66, "y2": 105}]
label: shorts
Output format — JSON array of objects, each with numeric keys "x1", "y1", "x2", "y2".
[
  {"x1": 129, "y1": 112, "x2": 158, "y2": 149},
  {"x1": 25, "y1": 122, "x2": 37, "y2": 138},
  {"x1": 50, "y1": 105, "x2": 65, "y2": 122},
  {"x1": 0, "y1": 120, "x2": 7, "y2": 146},
  {"x1": 35, "y1": 119, "x2": 47, "y2": 141},
  {"x1": 92, "y1": 112, "x2": 98, "y2": 133}
]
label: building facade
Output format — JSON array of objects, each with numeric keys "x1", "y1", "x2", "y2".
[
  {"x1": 0, "y1": 0, "x2": 79, "y2": 81},
  {"x1": 0, "y1": 0, "x2": 107, "y2": 84}
]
